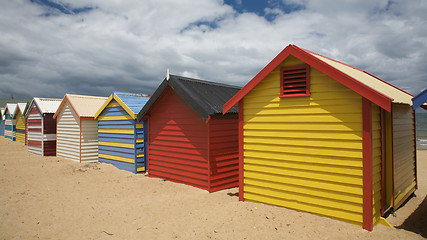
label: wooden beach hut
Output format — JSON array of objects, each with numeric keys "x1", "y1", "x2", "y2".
[
  {"x1": 94, "y1": 92, "x2": 151, "y2": 173},
  {"x1": 14, "y1": 102, "x2": 28, "y2": 144},
  {"x1": 4, "y1": 103, "x2": 17, "y2": 141},
  {"x1": 54, "y1": 94, "x2": 107, "y2": 163},
  {"x1": 26, "y1": 98, "x2": 62, "y2": 156},
  {"x1": 137, "y1": 74, "x2": 241, "y2": 192},
  {"x1": 0, "y1": 108, "x2": 5, "y2": 136},
  {"x1": 223, "y1": 44, "x2": 417, "y2": 230}
]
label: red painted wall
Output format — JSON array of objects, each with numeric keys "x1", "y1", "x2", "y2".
[
  {"x1": 148, "y1": 87, "x2": 209, "y2": 190},
  {"x1": 43, "y1": 113, "x2": 56, "y2": 156},
  {"x1": 147, "y1": 86, "x2": 239, "y2": 192},
  {"x1": 27, "y1": 107, "x2": 42, "y2": 149},
  {"x1": 208, "y1": 118, "x2": 239, "y2": 192}
]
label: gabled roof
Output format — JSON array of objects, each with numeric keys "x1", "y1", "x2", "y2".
[
  {"x1": 223, "y1": 44, "x2": 414, "y2": 113},
  {"x1": 4, "y1": 103, "x2": 17, "y2": 117},
  {"x1": 412, "y1": 89, "x2": 427, "y2": 110},
  {"x1": 95, "y1": 92, "x2": 151, "y2": 119},
  {"x1": 0, "y1": 108, "x2": 4, "y2": 120},
  {"x1": 54, "y1": 94, "x2": 108, "y2": 119},
  {"x1": 26, "y1": 98, "x2": 62, "y2": 117},
  {"x1": 14, "y1": 103, "x2": 28, "y2": 116},
  {"x1": 137, "y1": 74, "x2": 241, "y2": 122}
]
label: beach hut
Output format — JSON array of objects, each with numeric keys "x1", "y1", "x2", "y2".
[
  {"x1": 137, "y1": 74, "x2": 241, "y2": 192},
  {"x1": 26, "y1": 98, "x2": 62, "y2": 156},
  {"x1": 94, "y1": 92, "x2": 151, "y2": 173},
  {"x1": 0, "y1": 108, "x2": 4, "y2": 136},
  {"x1": 4, "y1": 103, "x2": 17, "y2": 141},
  {"x1": 412, "y1": 88, "x2": 427, "y2": 110},
  {"x1": 54, "y1": 94, "x2": 107, "y2": 163},
  {"x1": 223, "y1": 44, "x2": 417, "y2": 231},
  {"x1": 14, "y1": 102, "x2": 28, "y2": 144}
]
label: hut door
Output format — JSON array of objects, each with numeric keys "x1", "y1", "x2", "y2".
[{"x1": 381, "y1": 110, "x2": 393, "y2": 214}]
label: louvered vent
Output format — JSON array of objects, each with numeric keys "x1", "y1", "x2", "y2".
[{"x1": 280, "y1": 64, "x2": 310, "y2": 97}]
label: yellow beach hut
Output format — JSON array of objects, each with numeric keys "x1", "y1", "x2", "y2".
[
  {"x1": 14, "y1": 102, "x2": 28, "y2": 144},
  {"x1": 223, "y1": 44, "x2": 417, "y2": 231}
]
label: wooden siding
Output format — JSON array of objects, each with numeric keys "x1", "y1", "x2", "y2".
[
  {"x1": 15, "y1": 110, "x2": 26, "y2": 143},
  {"x1": 27, "y1": 105, "x2": 43, "y2": 155},
  {"x1": 208, "y1": 118, "x2": 239, "y2": 192},
  {"x1": 4, "y1": 115, "x2": 16, "y2": 141},
  {"x1": 56, "y1": 101, "x2": 81, "y2": 161},
  {"x1": 371, "y1": 104, "x2": 382, "y2": 225},
  {"x1": 392, "y1": 103, "x2": 416, "y2": 209},
  {"x1": 242, "y1": 56, "x2": 365, "y2": 226},
  {"x1": 80, "y1": 119, "x2": 99, "y2": 162},
  {"x1": 98, "y1": 100, "x2": 146, "y2": 173},
  {"x1": 148, "y1": 87, "x2": 209, "y2": 190}
]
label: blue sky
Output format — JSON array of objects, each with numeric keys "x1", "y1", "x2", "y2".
[{"x1": 0, "y1": 0, "x2": 426, "y2": 101}]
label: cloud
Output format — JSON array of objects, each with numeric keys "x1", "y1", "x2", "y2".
[{"x1": 0, "y1": 0, "x2": 426, "y2": 100}]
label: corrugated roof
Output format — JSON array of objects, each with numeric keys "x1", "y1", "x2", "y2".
[
  {"x1": 33, "y1": 98, "x2": 62, "y2": 114},
  {"x1": 114, "y1": 92, "x2": 151, "y2": 115},
  {"x1": 304, "y1": 49, "x2": 413, "y2": 105},
  {"x1": 94, "y1": 92, "x2": 151, "y2": 119},
  {"x1": 138, "y1": 74, "x2": 241, "y2": 122},
  {"x1": 60, "y1": 94, "x2": 108, "y2": 118},
  {"x1": 4, "y1": 103, "x2": 17, "y2": 117}
]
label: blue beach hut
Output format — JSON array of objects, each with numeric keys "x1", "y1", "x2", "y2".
[{"x1": 95, "y1": 92, "x2": 151, "y2": 173}]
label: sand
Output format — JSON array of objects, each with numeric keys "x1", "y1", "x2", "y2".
[{"x1": 0, "y1": 137, "x2": 426, "y2": 239}]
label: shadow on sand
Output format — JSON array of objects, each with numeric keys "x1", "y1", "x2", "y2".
[
  {"x1": 397, "y1": 195, "x2": 427, "y2": 238},
  {"x1": 227, "y1": 192, "x2": 239, "y2": 197}
]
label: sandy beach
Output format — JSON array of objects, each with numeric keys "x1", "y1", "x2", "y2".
[{"x1": 0, "y1": 137, "x2": 426, "y2": 239}]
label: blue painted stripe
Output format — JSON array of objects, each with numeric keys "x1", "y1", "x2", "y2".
[
  {"x1": 16, "y1": 129, "x2": 25, "y2": 134},
  {"x1": 135, "y1": 128, "x2": 144, "y2": 134},
  {"x1": 136, "y1": 142, "x2": 144, "y2": 148},
  {"x1": 99, "y1": 106, "x2": 129, "y2": 116},
  {"x1": 99, "y1": 148, "x2": 135, "y2": 158},
  {"x1": 98, "y1": 136, "x2": 135, "y2": 144},
  {"x1": 136, "y1": 148, "x2": 144, "y2": 154},
  {"x1": 136, "y1": 133, "x2": 144, "y2": 139},
  {"x1": 99, "y1": 145, "x2": 135, "y2": 155},
  {"x1": 99, "y1": 158, "x2": 136, "y2": 173},
  {"x1": 136, "y1": 157, "x2": 145, "y2": 164},
  {"x1": 98, "y1": 119, "x2": 135, "y2": 128}
]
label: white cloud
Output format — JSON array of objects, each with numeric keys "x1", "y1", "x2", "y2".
[{"x1": 0, "y1": 0, "x2": 426, "y2": 99}]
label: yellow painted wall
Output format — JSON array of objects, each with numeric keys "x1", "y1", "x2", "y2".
[
  {"x1": 15, "y1": 111, "x2": 26, "y2": 143},
  {"x1": 243, "y1": 56, "x2": 365, "y2": 226},
  {"x1": 371, "y1": 104, "x2": 381, "y2": 225},
  {"x1": 392, "y1": 103, "x2": 416, "y2": 209}
]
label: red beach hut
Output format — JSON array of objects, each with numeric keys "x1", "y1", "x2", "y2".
[
  {"x1": 137, "y1": 74, "x2": 241, "y2": 192},
  {"x1": 26, "y1": 97, "x2": 62, "y2": 156}
]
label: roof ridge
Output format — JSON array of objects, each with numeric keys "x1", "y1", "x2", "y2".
[
  {"x1": 66, "y1": 93, "x2": 107, "y2": 99},
  {"x1": 170, "y1": 74, "x2": 241, "y2": 89}
]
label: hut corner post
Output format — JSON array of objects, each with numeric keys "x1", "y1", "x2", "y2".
[
  {"x1": 362, "y1": 98, "x2": 373, "y2": 231},
  {"x1": 238, "y1": 100, "x2": 244, "y2": 201}
]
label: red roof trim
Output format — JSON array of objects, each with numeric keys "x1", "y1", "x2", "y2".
[{"x1": 223, "y1": 44, "x2": 397, "y2": 113}]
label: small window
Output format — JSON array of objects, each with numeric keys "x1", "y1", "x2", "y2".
[{"x1": 280, "y1": 64, "x2": 310, "y2": 97}]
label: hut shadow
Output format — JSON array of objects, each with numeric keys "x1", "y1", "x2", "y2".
[
  {"x1": 227, "y1": 192, "x2": 239, "y2": 197},
  {"x1": 396, "y1": 195, "x2": 427, "y2": 238}
]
